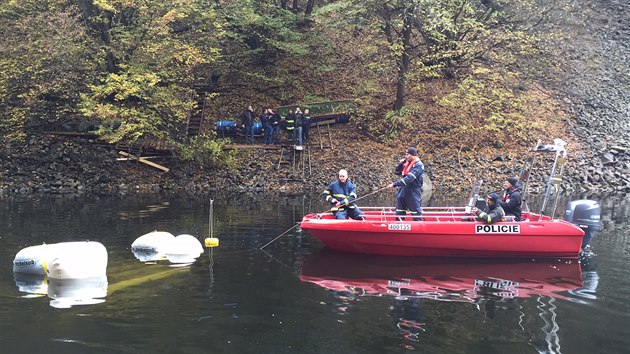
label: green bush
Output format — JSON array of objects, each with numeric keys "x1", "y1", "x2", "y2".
[{"x1": 176, "y1": 133, "x2": 238, "y2": 169}]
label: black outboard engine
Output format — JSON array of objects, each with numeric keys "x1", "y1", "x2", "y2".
[{"x1": 564, "y1": 200, "x2": 601, "y2": 249}]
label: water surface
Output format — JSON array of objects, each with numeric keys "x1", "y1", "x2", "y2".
[{"x1": 0, "y1": 192, "x2": 628, "y2": 353}]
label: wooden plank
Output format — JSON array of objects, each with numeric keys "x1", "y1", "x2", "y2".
[
  {"x1": 116, "y1": 156, "x2": 162, "y2": 161},
  {"x1": 310, "y1": 119, "x2": 337, "y2": 127},
  {"x1": 45, "y1": 131, "x2": 99, "y2": 138},
  {"x1": 222, "y1": 144, "x2": 281, "y2": 150},
  {"x1": 327, "y1": 123, "x2": 333, "y2": 150},
  {"x1": 118, "y1": 151, "x2": 170, "y2": 172}
]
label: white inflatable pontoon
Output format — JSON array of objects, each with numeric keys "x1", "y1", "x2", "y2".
[
  {"x1": 131, "y1": 231, "x2": 176, "y2": 262},
  {"x1": 13, "y1": 241, "x2": 108, "y2": 279}
]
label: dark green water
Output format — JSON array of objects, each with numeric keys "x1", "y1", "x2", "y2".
[{"x1": 0, "y1": 192, "x2": 628, "y2": 353}]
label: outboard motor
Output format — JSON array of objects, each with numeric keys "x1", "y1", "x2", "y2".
[{"x1": 564, "y1": 200, "x2": 601, "y2": 249}]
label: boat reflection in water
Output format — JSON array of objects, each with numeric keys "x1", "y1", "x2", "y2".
[
  {"x1": 14, "y1": 273, "x2": 107, "y2": 309},
  {"x1": 300, "y1": 250, "x2": 595, "y2": 346},
  {"x1": 301, "y1": 250, "x2": 584, "y2": 301}
]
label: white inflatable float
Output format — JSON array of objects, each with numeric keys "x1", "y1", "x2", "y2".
[
  {"x1": 13, "y1": 272, "x2": 48, "y2": 296},
  {"x1": 165, "y1": 234, "x2": 204, "y2": 264},
  {"x1": 14, "y1": 273, "x2": 108, "y2": 308},
  {"x1": 48, "y1": 275, "x2": 108, "y2": 308},
  {"x1": 13, "y1": 243, "x2": 52, "y2": 276},
  {"x1": 131, "y1": 231, "x2": 176, "y2": 262},
  {"x1": 13, "y1": 241, "x2": 108, "y2": 279},
  {"x1": 131, "y1": 232, "x2": 204, "y2": 264}
]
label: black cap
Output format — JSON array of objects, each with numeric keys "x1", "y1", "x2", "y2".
[
  {"x1": 487, "y1": 193, "x2": 499, "y2": 204},
  {"x1": 507, "y1": 176, "x2": 518, "y2": 186},
  {"x1": 406, "y1": 147, "x2": 417, "y2": 156}
]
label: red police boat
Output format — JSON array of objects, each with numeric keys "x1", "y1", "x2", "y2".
[{"x1": 300, "y1": 139, "x2": 600, "y2": 258}]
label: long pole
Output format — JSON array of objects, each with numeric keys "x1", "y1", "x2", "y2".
[
  {"x1": 260, "y1": 223, "x2": 300, "y2": 250},
  {"x1": 208, "y1": 199, "x2": 215, "y2": 292},
  {"x1": 319, "y1": 185, "x2": 389, "y2": 213},
  {"x1": 261, "y1": 186, "x2": 390, "y2": 250},
  {"x1": 209, "y1": 199, "x2": 214, "y2": 238}
]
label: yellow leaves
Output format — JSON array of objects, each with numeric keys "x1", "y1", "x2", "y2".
[
  {"x1": 159, "y1": 9, "x2": 187, "y2": 26},
  {"x1": 93, "y1": 0, "x2": 116, "y2": 13},
  {"x1": 436, "y1": 66, "x2": 551, "y2": 147},
  {"x1": 97, "y1": 71, "x2": 160, "y2": 102},
  {"x1": 172, "y1": 44, "x2": 206, "y2": 66},
  {"x1": 161, "y1": 9, "x2": 178, "y2": 23},
  {"x1": 388, "y1": 41, "x2": 405, "y2": 58}
]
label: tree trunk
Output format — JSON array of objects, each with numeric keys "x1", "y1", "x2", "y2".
[
  {"x1": 77, "y1": 0, "x2": 117, "y2": 73},
  {"x1": 292, "y1": 0, "x2": 299, "y2": 12},
  {"x1": 305, "y1": 0, "x2": 315, "y2": 15},
  {"x1": 280, "y1": 0, "x2": 288, "y2": 10},
  {"x1": 393, "y1": 15, "x2": 412, "y2": 111}
]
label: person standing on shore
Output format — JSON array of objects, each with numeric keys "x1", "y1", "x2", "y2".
[
  {"x1": 302, "y1": 109, "x2": 312, "y2": 145},
  {"x1": 241, "y1": 105, "x2": 255, "y2": 144},
  {"x1": 294, "y1": 107, "x2": 304, "y2": 146},
  {"x1": 284, "y1": 109, "x2": 295, "y2": 145},
  {"x1": 270, "y1": 109, "x2": 281, "y2": 145},
  {"x1": 260, "y1": 108, "x2": 272, "y2": 145}
]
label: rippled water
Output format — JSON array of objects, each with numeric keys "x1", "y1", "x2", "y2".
[{"x1": 0, "y1": 192, "x2": 628, "y2": 353}]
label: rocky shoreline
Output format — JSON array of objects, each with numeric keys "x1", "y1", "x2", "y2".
[
  {"x1": 543, "y1": 0, "x2": 630, "y2": 194},
  {"x1": 0, "y1": 127, "x2": 627, "y2": 198}
]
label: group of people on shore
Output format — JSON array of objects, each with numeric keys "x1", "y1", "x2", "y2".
[
  {"x1": 241, "y1": 105, "x2": 312, "y2": 146},
  {"x1": 322, "y1": 146, "x2": 522, "y2": 223}
]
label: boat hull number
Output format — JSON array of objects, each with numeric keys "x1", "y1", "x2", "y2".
[{"x1": 388, "y1": 224, "x2": 412, "y2": 231}]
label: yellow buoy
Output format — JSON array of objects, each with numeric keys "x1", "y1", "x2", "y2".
[{"x1": 204, "y1": 238, "x2": 219, "y2": 248}]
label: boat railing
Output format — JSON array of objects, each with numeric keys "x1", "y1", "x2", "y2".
[
  {"x1": 360, "y1": 206, "x2": 468, "y2": 213},
  {"x1": 312, "y1": 209, "x2": 518, "y2": 223},
  {"x1": 358, "y1": 206, "x2": 470, "y2": 222},
  {"x1": 359, "y1": 214, "x2": 517, "y2": 223}
]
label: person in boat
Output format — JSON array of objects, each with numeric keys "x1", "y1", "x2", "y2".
[
  {"x1": 323, "y1": 169, "x2": 365, "y2": 220},
  {"x1": 498, "y1": 176, "x2": 522, "y2": 221},
  {"x1": 387, "y1": 147, "x2": 424, "y2": 221},
  {"x1": 475, "y1": 193, "x2": 505, "y2": 223}
]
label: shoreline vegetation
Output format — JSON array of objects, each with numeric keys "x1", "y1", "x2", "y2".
[{"x1": 1, "y1": 1, "x2": 628, "y2": 197}]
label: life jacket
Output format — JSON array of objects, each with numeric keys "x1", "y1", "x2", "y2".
[
  {"x1": 402, "y1": 157, "x2": 420, "y2": 176},
  {"x1": 285, "y1": 113, "x2": 295, "y2": 131}
]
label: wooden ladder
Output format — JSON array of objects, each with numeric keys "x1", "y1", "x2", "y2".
[
  {"x1": 186, "y1": 83, "x2": 209, "y2": 136},
  {"x1": 316, "y1": 122, "x2": 334, "y2": 149},
  {"x1": 115, "y1": 141, "x2": 144, "y2": 156}
]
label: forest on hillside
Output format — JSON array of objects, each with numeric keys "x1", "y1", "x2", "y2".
[{"x1": 1, "y1": 0, "x2": 578, "y2": 166}]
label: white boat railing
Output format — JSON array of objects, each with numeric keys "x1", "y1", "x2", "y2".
[
  {"x1": 313, "y1": 208, "x2": 518, "y2": 223},
  {"x1": 360, "y1": 206, "x2": 469, "y2": 213}
]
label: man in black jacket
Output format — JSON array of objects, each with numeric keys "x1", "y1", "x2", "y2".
[
  {"x1": 241, "y1": 105, "x2": 254, "y2": 144},
  {"x1": 302, "y1": 109, "x2": 312, "y2": 144},
  {"x1": 294, "y1": 107, "x2": 304, "y2": 146},
  {"x1": 498, "y1": 176, "x2": 522, "y2": 221},
  {"x1": 475, "y1": 193, "x2": 505, "y2": 224},
  {"x1": 270, "y1": 109, "x2": 281, "y2": 145}
]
